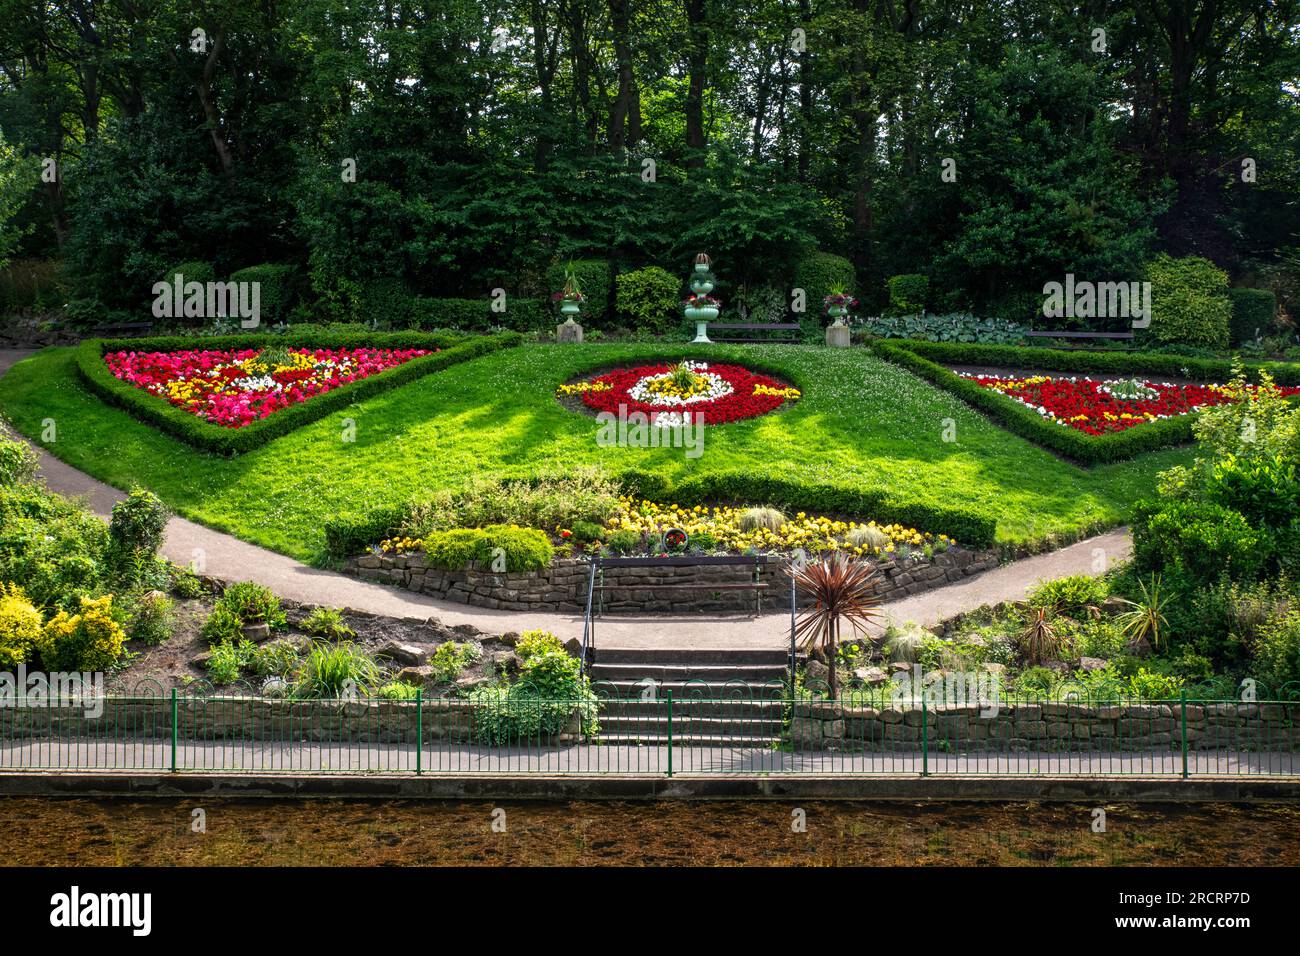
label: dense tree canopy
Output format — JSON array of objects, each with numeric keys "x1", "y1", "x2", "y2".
[{"x1": 0, "y1": 0, "x2": 1297, "y2": 318}]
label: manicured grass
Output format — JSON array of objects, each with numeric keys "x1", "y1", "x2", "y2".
[{"x1": 0, "y1": 343, "x2": 1193, "y2": 562}]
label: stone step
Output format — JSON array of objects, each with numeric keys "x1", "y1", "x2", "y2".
[
  {"x1": 588, "y1": 662, "x2": 789, "y2": 682},
  {"x1": 591, "y1": 679, "x2": 790, "y2": 700},
  {"x1": 594, "y1": 733, "x2": 782, "y2": 747},
  {"x1": 593, "y1": 646, "x2": 790, "y2": 666},
  {"x1": 598, "y1": 699, "x2": 788, "y2": 718},
  {"x1": 599, "y1": 714, "x2": 785, "y2": 736}
]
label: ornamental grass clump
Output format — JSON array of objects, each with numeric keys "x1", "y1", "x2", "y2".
[
  {"x1": 739, "y1": 505, "x2": 787, "y2": 532},
  {"x1": 293, "y1": 641, "x2": 380, "y2": 699}
]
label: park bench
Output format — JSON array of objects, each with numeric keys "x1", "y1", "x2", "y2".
[
  {"x1": 92, "y1": 320, "x2": 155, "y2": 338},
  {"x1": 705, "y1": 321, "x2": 802, "y2": 344},
  {"x1": 1026, "y1": 329, "x2": 1134, "y2": 351}
]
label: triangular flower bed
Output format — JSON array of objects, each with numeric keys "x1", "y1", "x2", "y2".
[{"x1": 75, "y1": 331, "x2": 521, "y2": 455}]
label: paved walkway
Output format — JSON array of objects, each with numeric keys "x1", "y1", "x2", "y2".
[{"x1": 0, "y1": 348, "x2": 1131, "y2": 648}]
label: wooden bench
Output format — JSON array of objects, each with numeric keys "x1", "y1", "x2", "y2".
[
  {"x1": 706, "y1": 321, "x2": 802, "y2": 344},
  {"x1": 1026, "y1": 329, "x2": 1134, "y2": 351},
  {"x1": 92, "y1": 321, "x2": 155, "y2": 337}
]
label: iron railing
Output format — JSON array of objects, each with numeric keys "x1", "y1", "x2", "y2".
[{"x1": 2, "y1": 682, "x2": 1298, "y2": 777}]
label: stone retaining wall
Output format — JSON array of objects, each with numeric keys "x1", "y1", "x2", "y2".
[
  {"x1": 788, "y1": 700, "x2": 1300, "y2": 752},
  {"x1": 345, "y1": 548, "x2": 1002, "y2": 612}
]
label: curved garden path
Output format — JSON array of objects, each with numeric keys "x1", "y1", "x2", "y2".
[{"x1": 0, "y1": 348, "x2": 1131, "y2": 649}]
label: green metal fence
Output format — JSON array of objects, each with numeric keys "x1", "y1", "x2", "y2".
[{"x1": 2, "y1": 685, "x2": 1298, "y2": 777}]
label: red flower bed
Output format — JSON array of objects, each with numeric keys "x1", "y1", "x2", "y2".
[
  {"x1": 106, "y1": 346, "x2": 432, "y2": 428},
  {"x1": 572, "y1": 362, "x2": 800, "y2": 424},
  {"x1": 964, "y1": 373, "x2": 1300, "y2": 435}
]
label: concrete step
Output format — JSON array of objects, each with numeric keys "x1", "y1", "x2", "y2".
[
  {"x1": 593, "y1": 646, "x2": 790, "y2": 666},
  {"x1": 595, "y1": 733, "x2": 782, "y2": 747},
  {"x1": 588, "y1": 662, "x2": 789, "y2": 682},
  {"x1": 592, "y1": 679, "x2": 790, "y2": 699},
  {"x1": 598, "y1": 699, "x2": 788, "y2": 718},
  {"x1": 599, "y1": 714, "x2": 785, "y2": 736}
]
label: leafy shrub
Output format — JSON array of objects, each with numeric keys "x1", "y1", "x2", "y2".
[
  {"x1": 407, "y1": 297, "x2": 547, "y2": 333},
  {"x1": 468, "y1": 644, "x2": 598, "y2": 744},
  {"x1": 249, "y1": 639, "x2": 303, "y2": 679},
  {"x1": 40, "y1": 595, "x2": 127, "y2": 671},
  {"x1": 0, "y1": 583, "x2": 43, "y2": 667},
  {"x1": 207, "y1": 639, "x2": 255, "y2": 685},
  {"x1": 215, "y1": 581, "x2": 286, "y2": 629},
  {"x1": 0, "y1": 259, "x2": 63, "y2": 312},
  {"x1": 1227, "y1": 287, "x2": 1277, "y2": 346},
  {"x1": 606, "y1": 530, "x2": 642, "y2": 555},
  {"x1": 1254, "y1": 610, "x2": 1300, "y2": 692},
  {"x1": 1204, "y1": 453, "x2": 1300, "y2": 531},
  {"x1": 228, "y1": 263, "x2": 297, "y2": 325},
  {"x1": 159, "y1": 260, "x2": 215, "y2": 289},
  {"x1": 0, "y1": 432, "x2": 37, "y2": 487},
  {"x1": 515, "y1": 629, "x2": 564, "y2": 662},
  {"x1": 376, "y1": 681, "x2": 420, "y2": 700},
  {"x1": 793, "y1": 251, "x2": 855, "y2": 316},
  {"x1": 126, "y1": 590, "x2": 174, "y2": 645},
  {"x1": 293, "y1": 641, "x2": 380, "y2": 698},
  {"x1": 325, "y1": 502, "x2": 410, "y2": 560},
  {"x1": 421, "y1": 524, "x2": 553, "y2": 572},
  {"x1": 544, "y1": 259, "x2": 612, "y2": 325},
  {"x1": 616, "y1": 266, "x2": 681, "y2": 333},
  {"x1": 865, "y1": 312, "x2": 1027, "y2": 344},
  {"x1": 200, "y1": 603, "x2": 242, "y2": 646},
  {"x1": 403, "y1": 468, "x2": 621, "y2": 537},
  {"x1": 300, "y1": 606, "x2": 355, "y2": 640},
  {"x1": 1145, "y1": 254, "x2": 1232, "y2": 349},
  {"x1": 169, "y1": 566, "x2": 206, "y2": 598},
  {"x1": 0, "y1": 482, "x2": 111, "y2": 611},
  {"x1": 109, "y1": 487, "x2": 171, "y2": 564},
  {"x1": 430, "y1": 640, "x2": 477, "y2": 682},
  {"x1": 1132, "y1": 499, "x2": 1269, "y2": 587},
  {"x1": 1027, "y1": 575, "x2": 1108, "y2": 616},
  {"x1": 569, "y1": 521, "x2": 604, "y2": 544},
  {"x1": 887, "y1": 274, "x2": 929, "y2": 314}
]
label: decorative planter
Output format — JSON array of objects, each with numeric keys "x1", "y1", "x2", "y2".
[
  {"x1": 685, "y1": 306, "x2": 718, "y2": 343},
  {"x1": 827, "y1": 304, "x2": 849, "y2": 326},
  {"x1": 559, "y1": 299, "x2": 582, "y2": 317}
]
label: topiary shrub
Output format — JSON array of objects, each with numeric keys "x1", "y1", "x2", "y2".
[
  {"x1": 229, "y1": 263, "x2": 298, "y2": 326},
  {"x1": 1227, "y1": 287, "x2": 1277, "y2": 346},
  {"x1": 793, "y1": 251, "x2": 855, "y2": 319},
  {"x1": 422, "y1": 525, "x2": 553, "y2": 572},
  {"x1": 0, "y1": 583, "x2": 44, "y2": 667},
  {"x1": 159, "y1": 261, "x2": 215, "y2": 288},
  {"x1": 616, "y1": 266, "x2": 681, "y2": 333},
  {"x1": 109, "y1": 487, "x2": 171, "y2": 562},
  {"x1": 887, "y1": 274, "x2": 929, "y2": 314},
  {"x1": 357, "y1": 277, "x2": 415, "y2": 327},
  {"x1": 545, "y1": 259, "x2": 613, "y2": 326},
  {"x1": 1145, "y1": 254, "x2": 1232, "y2": 350}
]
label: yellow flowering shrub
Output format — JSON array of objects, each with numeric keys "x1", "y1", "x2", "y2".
[
  {"x1": 0, "y1": 583, "x2": 44, "y2": 667},
  {"x1": 40, "y1": 595, "x2": 127, "y2": 672}
]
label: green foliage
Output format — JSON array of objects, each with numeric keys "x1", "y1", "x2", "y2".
[
  {"x1": 887, "y1": 274, "x2": 929, "y2": 314},
  {"x1": 545, "y1": 259, "x2": 612, "y2": 325},
  {"x1": 200, "y1": 603, "x2": 242, "y2": 646},
  {"x1": 0, "y1": 260, "x2": 63, "y2": 313},
  {"x1": 293, "y1": 641, "x2": 380, "y2": 698},
  {"x1": 109, "y1": 487, "x2": 171, "y2": 562},
  {"x1": 0, "y1": 432, "x2": 37, "y2": 487},
  {"x1": 1027, "y1": 575, "x2": 1108, "y2": 616},
  {"x1": 468, "y1": 643, "x2": 598, "y2": 745},
  {"x1": 0, "y1": 481, "x2": 111, "y2": 610},
  {"x1": 1254, "y1": 610, "x2": 1300, "y2": 693},
  {"x1": 1132, "y1": 499, "x2": 1268, "y2": 587},
  {"x1": 1204, "y1": 453, "x2": 1300, "y2": 529},
  {"x1": 514, "y1": 629, "x2": 564, "y2": 661},
  {"x1": 325, "y1": 503, "x2": 409, "y2": 561},
  {"x1": 793, "y1": 252, "x2": 855, "y2": 316},
  {"x1": 125, "y1": 590, "x2": 174, "y2": 646},
  {"x1": 1227, "y1": 288, "x2": 1277, "y2": 345},
  {"x1": 229, "y1": 264, "x2": 297, "y2": 325},
  {"x1": 429, "y1": 640, "x2": 477, "y2": 682},
  {"x1": 159, "y1": 261, "x2": 216, "y2": 289},
  {"x1": 569, "y1": 520, "x2": 604, "y2": 544},
  {"x1": 616, "y1": 267, "x2": 681, "y2": 333},
  {"x1": 0, "y1": 583, "x2": 43, "y2": 667},
  {"x1": 207, "y1": 639, "x2": 256, "y2": 685},
  {"x1": 217, "y1": 582, "x2": 286, "y2": 628},
  {"x1": 40, "y1": 594, "x2": 127, "y2": 671},
  {"x1": 605, "y1": 530, "x2": 642, "y2": 555},
  {"x1": 865, "y1": 313, "x2": 1027, "y2": 345},
  {"x1": 1145, "y1": 255, "x2": 1232, "y2": 349},
  {"x1": 421, "y1": 525, "x2": 553, "y2": 572},
  {"x1": 408, "y1": 297, "x2": 547, "y2": 333},
  {"x1": 76, "y1": 330, "x2": 520, "y2": 455},
  {"x1": 376, "y1": 681, "x2": 420, "y2": 700},
  {"x1": 249, "y1": 639, "x2": 303, "y2": 679},
  {"x1": 300, "y1": 607, "x2": 355, "y2": 640}
]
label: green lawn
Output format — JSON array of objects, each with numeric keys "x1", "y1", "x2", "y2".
[{"x1": 0, "y1": 343, "x2": 1192, "y2": 562}]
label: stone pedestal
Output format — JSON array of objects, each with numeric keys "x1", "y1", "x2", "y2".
[
  {"x1": 556, "y1": 318, "x2": 583, "y2": 343},
  {"x1": 825, "y1": 323, "x2": 851, "y2": 348}
]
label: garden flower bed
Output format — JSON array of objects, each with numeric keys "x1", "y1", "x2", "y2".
[
  {"x1": 961, "y1": 372, "x2": 1300, "y2": 436},
  {"x1": 558, "y1": 360, "x2": 800, "y2": 425},
  {"x1": 105, "y1": 346, "x2": 433, "y2": 427}
]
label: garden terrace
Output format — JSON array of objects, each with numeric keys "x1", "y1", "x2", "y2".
[{"x1": 0, "y1": 342, "x2": 1193, "y2": 562}]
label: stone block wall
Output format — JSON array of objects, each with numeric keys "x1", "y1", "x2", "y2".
[{"x1": 345, "y1": 547, "x2": 1002, "y2": 613}]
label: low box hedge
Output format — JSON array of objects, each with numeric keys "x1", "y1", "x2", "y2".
[
  {"x1": 76, "y1": 330, "x2": 523, "y2": 456},
  {"x1": 869, "y1": 339, "x2": 1300, "y2": 464}
]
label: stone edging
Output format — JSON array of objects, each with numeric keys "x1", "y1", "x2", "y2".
[{"x1": 345, "y1": 547, "x2": 1002, "y2": 612}]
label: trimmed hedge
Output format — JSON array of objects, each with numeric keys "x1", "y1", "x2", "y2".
[
  {"x1": 1227, "y1": 287, "x2": 1277, "y2": 346},
  {"x1": 229, "y1": 263, "x2": 297, "y2": 326},
  {"x1": 887, "y1": 274, "x2": 929, "y2": 313},
  {"x1": 793, "y1": 251, "x2": 855, "y2": 316},
  {"x1": 76, "y1": 330, "x2": 523, "y2": 456},
  {"x1": 615, "y1": 469, "x2": 997, "y2": 551},
  {"x1": 422, "y1": 524, "x2": 553, "y2": 572},
  {"x1": 870, "y1": 339, "x2": 1300, "y2": 464},
  {"x1": 408, "y1": 296, "x2": 548, "y2": 333}
]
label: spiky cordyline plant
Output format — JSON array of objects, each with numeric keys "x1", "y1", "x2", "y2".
[
  {"x1": 793, "y1": 554, "x2": 883, "y2": 699},
  {"x1": 1117, "y1": 575, "x2": 1170, "y2": 652},
  {"x1": 1020, "y1": 607, "x2": 1061, "y2": 666}
]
